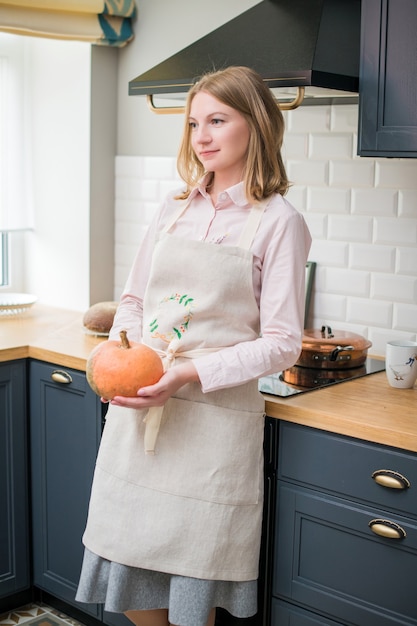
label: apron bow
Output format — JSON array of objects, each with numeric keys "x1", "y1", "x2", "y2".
[{"x1": 143, "y1": 346, "x2": 221, "y2": 454}]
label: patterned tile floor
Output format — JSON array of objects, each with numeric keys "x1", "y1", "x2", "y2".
[{"x1": 0, "y1": 605, "x2": 85, "y2": 626}]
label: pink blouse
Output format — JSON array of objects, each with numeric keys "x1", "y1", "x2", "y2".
[{"x1": 110, "y1": 179, "x2": 311, "y2": 393}]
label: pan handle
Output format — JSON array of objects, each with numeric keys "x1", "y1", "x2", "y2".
[
  {"x1": 329, "y1": 345, "x2": 354, "y2": 361},
  {"x1": 321, "y1": 325, "x2": 334, "y2": 338}
]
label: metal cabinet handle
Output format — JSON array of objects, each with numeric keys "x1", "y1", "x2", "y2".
[
  {"x1": 372, "y1": 469, "x2": 410, "y2": 490},
  {"x1": 51, "y1": 369, "x2": 73, "y2": 384},
  {"x1": 369, "y1": 518, "x2": 406, "y2": 540}
]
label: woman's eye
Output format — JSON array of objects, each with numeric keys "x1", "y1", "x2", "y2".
[
  {"x1": 211, "y1": 118, "x2": 223, "y2": 125},
  {"x1": 189, "y1": 121, "x2": 197, "y2": 129}
]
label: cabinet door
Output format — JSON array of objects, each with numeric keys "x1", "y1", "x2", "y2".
[
  {"x1": 273, "y1": 483, "x2": 417, "y2": 626},
  {"x1": 0, "y1": 360, "x2": 30, "y2": 598},
  {"x1": 358, "y1": 0, "x2": 417, "y2": 156},
  {"x1": 271, "y1": 599, "x2": 343, "y2": 626},
  {"x1": 29, "y1": 360, "x2": 103, "y2": 618}
]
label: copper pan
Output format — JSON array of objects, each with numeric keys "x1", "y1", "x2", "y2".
[
  {"x1": 295, "y1": 325, "x2": 372, "y2": 370},
  {"x1": 282, "y1": 363, "x2": 367, "y2": 387}
]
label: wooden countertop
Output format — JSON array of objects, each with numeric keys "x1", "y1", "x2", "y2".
[
  {"x1": 1, "y1": 304, "x2": 416, "y2": 452},
  {"x1": 265, "y1": 373, "x2": 417, "y2": 453},
  {"x1": 0, "y1": 303, "x2": 104, "y2": 370}
]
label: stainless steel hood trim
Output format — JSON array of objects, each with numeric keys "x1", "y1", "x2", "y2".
[{"x1": 129, "y1": 0, "x2": 361, "y2": 101}]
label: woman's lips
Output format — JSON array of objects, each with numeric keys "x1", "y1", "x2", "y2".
[{"x1": 200, "y1": 150, "x2": 218, "y2": 158}]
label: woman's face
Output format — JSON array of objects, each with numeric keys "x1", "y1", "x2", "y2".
[{"x1": 189, "y1": 91, "x2": 250, "y2": 184}]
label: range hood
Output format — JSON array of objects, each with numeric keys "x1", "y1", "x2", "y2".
[{"x1": 129, "y1": 0, "x2": 361, "y2": 109}]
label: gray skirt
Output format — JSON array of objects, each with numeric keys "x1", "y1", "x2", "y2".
[{"x1": 76, "y1": 549, "x2": 257, "y2": 626}]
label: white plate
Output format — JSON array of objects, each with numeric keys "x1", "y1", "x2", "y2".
[{"x1": 0, "y1": 292, "x2": 37, "y2": 316}]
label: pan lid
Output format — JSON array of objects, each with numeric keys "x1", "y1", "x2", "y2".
[{"x1": 303, "y1": 325, "x2": 372, "y2": 351}]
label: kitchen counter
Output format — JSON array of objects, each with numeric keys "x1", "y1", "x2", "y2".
[
  {"x1": 0, "y1": 303, "x2": 104, "y2": 370},
  {"x1": 1, "y1": 304, "x2": 416, "y2": 452},
  {"x1": 265, "y1": 373, "x2": 417, "y2": 453}
]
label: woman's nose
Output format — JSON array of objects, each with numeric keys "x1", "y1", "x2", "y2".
[{"x1": 195, "y1": 125, "x2": 211, "y2": 143}]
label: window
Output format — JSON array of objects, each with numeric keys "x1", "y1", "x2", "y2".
[
  {"x1": 0, "y1": 33, "x2": 33, "y2": 288},
  {"x1": 0, "y1": 233, "x2": 8, "y2": 287}
]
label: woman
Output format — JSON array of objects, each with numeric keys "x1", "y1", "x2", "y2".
[{"x1": 76, "y1": 66, "x2": 311, "y2": 626}]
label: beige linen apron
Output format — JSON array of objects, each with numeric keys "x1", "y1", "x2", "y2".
[{"x1": 82, "y1": 200, "x2": 267, "y2": 582}]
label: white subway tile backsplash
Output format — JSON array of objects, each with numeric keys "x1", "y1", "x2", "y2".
[
  {"x1": 287, "y1": 106, "x2": 331, "y2": 133},
  {"x1": 287, "y1": 160, "x2": 328, "y2": 186},
  {"x1": 115, "y1": 155, "x2": 143, "y2": 178},
  {"x1": 328, "y1": 215, "x2": 373, "y2": 242},
  {"x1": 330, "y1": 104, "x2": 358, "y2": 133},
  {"x1": 375, "y1": 161, "x2": 417, "y2": 189},
  {"x1": 115, "y1": 242, "x2": 138, "y2": 268},
  {"x1": 325, "y1": 268, "x2": 370, "y2": 296},
  {"x1": 143, "y1": 156, "x2": 178, "y2": 180},
  {"x1": 282, "y1": 134, "x2": 309, "y2": 159},
  {"x1": 397, "y1": 246, "x2": 417, "y2": 275},
  {"x1": 302, "y1": 213, "x2": 328, "y2": 239},
  {"x1": 347, "y1": 297, "x2": 393, "y2": 327},
  {"x1": 369, "y1": 328, "x2": 416, "y2": 357},
  {"x1": 393, "y1": 303, "x2": 417, "y2": 333},
  {"x1": 368, "y1": 327, "x2": 414, "y2": 356},
  {"x1": 309, "y1": 134, "x2": 353, "y2": 160},
  {"x1": 349, "y1": 243, "x2": 396, "y2": 272},
  {"x1": 115, "y1": 220, "x2": 145, "y2": 246},
  {"x1": 329, "y1": 160, "x2": 375, "y2": 188},
  {"x1": 371, "y1": 273, "x2": 417, "y2": 303},
  {"x1": 135, "y1": 179, "x2": 160, "y2": 201},
  {"x1": 312, "y1": 292, "x2": 347, "y2": 322},
  {"x1": 307, "y1": 188, "x2": 350, "y2": 213},
  {"x1": 141, "y1": 201, "x2": 162, "y2": 225},
  {"x1": 114, "y1": 104, "x2": 417, "y2": 341},
  {"x1": 114, "y1": 199, "x2": 137, "y2": 222},
  {"x1": 158, "y1": 179, "x2": 182, "y2": 198},
  {"x1": 398, "y1": 189, "x2": 417, "y2": 217},
  {"x1": 374, "y1": 217, "x2": 417, "y2": 245},
  {"x1": 286, "y1": 186, "x2": 308, "y2": 211},
  {"x1": 352, "y1": 188, "x2": 397, "y2": 216},
  {"x1": 309, "y1": 240, "x2": 349, "y2": 267}
]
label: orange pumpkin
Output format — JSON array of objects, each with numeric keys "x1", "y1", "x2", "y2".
[{"x1": 86, "y1": 330, "x2": 164, "y2": 399}]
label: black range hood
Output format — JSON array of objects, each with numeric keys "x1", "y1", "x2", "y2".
[{"x1": 129, "y1": 0, "x2": 361, "y2": 102}]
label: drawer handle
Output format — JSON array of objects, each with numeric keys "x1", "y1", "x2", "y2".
[
  {"x1": 372, "y1": 469, "x2": 410, "y2": 490},
  {"x1": 51, "y1": 370, "x2": 73, "y2": 384},
  {"x1": 368, "y1": 518, "x2": 406, "y2": 540}
]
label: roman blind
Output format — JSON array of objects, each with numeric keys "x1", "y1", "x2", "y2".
[{"x1": 0, "y1": 0, "x2": 136, "y2": 47}]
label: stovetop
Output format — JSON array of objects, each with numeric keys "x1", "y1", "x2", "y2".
[{"x1": 258, "y1": 357, "x2": 385, "y2": 398}]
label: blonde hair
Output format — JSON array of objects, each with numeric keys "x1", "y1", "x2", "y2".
[{"x1": 176, "y1": 66, "x2": 289, "y2": 202}]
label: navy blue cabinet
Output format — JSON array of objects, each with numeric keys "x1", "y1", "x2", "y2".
[
  {"x1": 29, "y1": 360, "x2": 103, "y2": 618},
  {"x1": 358, "y1": 0, "x2": 417, "y2": 157},
  {"x1": 0, "y1": 360, "x2": 30, "y2": 599},
  {"x1": 29, "y1": 360, "x2": 131, "y2": 626},
  {"x1": 272, "y1": 422, "x2": 417, "y2": 626}
]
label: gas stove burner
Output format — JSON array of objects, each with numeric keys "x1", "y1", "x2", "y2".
[{"x1": 258, "y1": 357, "x2": 385, "y2": 398}]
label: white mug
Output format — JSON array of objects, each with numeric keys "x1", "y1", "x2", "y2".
[{"x1": 385, "y1": 340, "x2": 417, "y2": 389}]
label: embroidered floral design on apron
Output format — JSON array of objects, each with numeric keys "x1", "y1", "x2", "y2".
[{"x1": 149, "y1": 292, "x2": 195, "y2": 343}]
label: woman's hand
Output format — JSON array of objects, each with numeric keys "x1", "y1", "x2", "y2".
[{"x1": 109, "y1": 362, "x2": 199, "y2": 409}]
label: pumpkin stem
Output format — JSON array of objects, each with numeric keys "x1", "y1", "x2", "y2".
[{"x1": 119, "y1": 329, "x2": 131, "y2": 349}]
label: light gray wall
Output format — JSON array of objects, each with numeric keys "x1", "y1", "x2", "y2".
[{"x1": 116, "y1": 0, "x2": 262, "y2": 156}]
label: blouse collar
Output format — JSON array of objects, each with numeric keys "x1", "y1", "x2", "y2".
[{"x1": 189, "y1": 174, "x2": 251, "y2": 208}]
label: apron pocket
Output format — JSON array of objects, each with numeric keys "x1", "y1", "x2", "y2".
[
  {"x1": 98, "y1": 399, "x2": 264, "y2": 506},
  {"x1": 147, "y1": 397, "x2": 264, "y2": 505}
]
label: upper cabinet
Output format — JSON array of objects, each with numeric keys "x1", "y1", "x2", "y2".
[{"x1": 358, "y1": 0, "x2": 417, "y2": 157}]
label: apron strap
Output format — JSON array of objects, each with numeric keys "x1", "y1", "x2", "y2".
[
  {"x1": 162, "y1": 196, "x2": 269, "y2": 250},
  {"x1": 237, "y1": 199, "x2": 269, "y2": 250}
]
